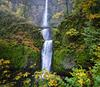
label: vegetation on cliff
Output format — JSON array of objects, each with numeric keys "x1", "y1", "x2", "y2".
[
  {"x1": 53, "y1": 0, "x2": 100, "y2": 75},
  {"x1": 0, "y1": 0, "x2": 43, "y2": 86},
  {"x1": 0, "y1": 0, "x2": 100, "y2": 87}
]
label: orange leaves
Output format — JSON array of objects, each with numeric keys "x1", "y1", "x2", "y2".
[
  {"x1": 17, "y1": 72, "x2": 23, "y2": 76},
  {"x1": 14, "y1": 72, "x2": 30, "y2": 81},
  {"x1": 5, "y1": 65, "x2": 9, "y2": 68},
  {"x1": 3, "y1": 80, "x2": 6, "y2": 83},
  {"x1": 78, "y1": 0, "x2": 98, "y2": 20},
  {"x1": 23, "y1": 78, "x2": 31, "y2": 84},
  {"x1": 7, "y1": 74, "x2": 10, "y2": 78},
  {"x1": 11, "y1": 32, "x2": 40, "y2": 52}
]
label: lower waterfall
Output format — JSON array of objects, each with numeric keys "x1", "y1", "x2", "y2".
[{"x1": 41, "y1": 29, "x2": 53, "y2": 73}]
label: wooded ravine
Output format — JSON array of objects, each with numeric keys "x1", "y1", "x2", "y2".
[{"x1": 0, "y1": 0, "x2": 100, "y2": 87}]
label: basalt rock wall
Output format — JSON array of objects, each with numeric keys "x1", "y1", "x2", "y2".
[{"x1": 8, "y1": 0, "x2": 67, "y2": 27}]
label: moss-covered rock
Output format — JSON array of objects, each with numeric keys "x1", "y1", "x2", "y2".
[
  {"x1": 52, "y1": 13, "x2": 92, "y2": 75},
  {"x1": 52, "y1": 46, "x2": 75, "y2": 75},
  {"x1": 0, "y1": 42, "x2": 41, "y2": 70},
  {"x1": 75, "y1": 50, "x2": 91, "y2": 67}
]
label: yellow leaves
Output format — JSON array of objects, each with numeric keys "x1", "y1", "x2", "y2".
[
  {"x1": 0, "y1": 59, "x2": 10, "y2": 65},
  {"x1": 1, "y1": 5, "x2": 9, "y2": 12},
  {"x1": 35, "y1": 75, "x2": 40, "y2": 79},
  {"x1": 90, "y1": 14, "x2": 100, "y2": 21},
  {"x1": 15, "y1": 72, "x2": 30, "y2": 80},
  {"x1": 70, "y1": 68, "x2": 91, "y2": 86},
  {"x1": 78, "y1": 0, "x2": 98, "y2": 20},
  {"x1": 34, "y1": 63, "x2": 36, "y2": 66},
  {"x1": 70, "y1": 72, "x2": 74, "y2": 76},
  {"x1": 34, "y1": 69, "x2": 62, "y2": 87},
  {"x1": 3, "y1": 60, "x2": 10, "y2": 64},
  {"x1": 77, "y1": 76, "x2": 90, "y2": 86},
  {"x1": 86, "y1": 78, "x2": 90, "y2": 82},
  {"x1": 14, "y1": 76, "x2": 21, "y2": 80},
  {"x1": 78, "y1": 77, "x2": 83, "y2": 86},
  {"x1": 0, "y1": 0, "x2": 12, "y2": 12},
  {"x1": 8, "y1": 2, "x2": 12, "y2": 9},
  {"x1": 66, "y1": 28, "x2": 79, "y2": 36},
  {"x1": 15, "y1": 3, "x2": 25, "y2": 19},
  {"x1": 53, "y1": 10, "x2": 64, "y2": 19},
  {"x1": 3, "y1": 70, "x2": 8, "y2": 74},
  {"x1": 23, "y1": 72, "x2": 30, "y2": 77},
  {"x1": 55, "y1": 41, "x2": 60, "y2": 44},
  {"x1": 30, "y1": 65, "x2": 34, "y2": 68},
  {"x1": 76, "y1": 72, "x2": 86, "y2": 77}
]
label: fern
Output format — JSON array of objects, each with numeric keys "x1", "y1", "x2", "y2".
[{"x1": 82, "y1": 21, "x2": 100, "y2": 55}]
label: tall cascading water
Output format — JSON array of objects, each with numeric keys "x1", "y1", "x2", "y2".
[{"x1": 41, "y1": 0, "x2": 53, "y2": 73}]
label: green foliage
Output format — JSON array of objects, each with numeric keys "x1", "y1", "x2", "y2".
[
  {"x1": 53, "y1": 46, "x2": 74, "y2": 74},
  {"x1": 0, "y1": 0, "x2": 43, "y2": 70},
  {"x1": 91, "y1": 43, "x2": 100, "y2": 63},
  {"x1": 71, "y1": 0, "x2": 81, "y2": 15},
  {"x1": 0, "y1": 44, "x2": 25, "y2": 68},
  {"x1": 92, "y1": 62, "x2": 100, "y2": 87},
  {"x1": 65, "y1": 67, "x2": 91, "y2": 87},
  {"x1": 0, "y1": 42, "x2": 41, "y2": 69},
  {"x1": 33, "y1": 62, "x2": 100, "y2": 87},
  {"x1": 82, "y1": 22, "x2": 100, "y2": 56},
  {"x1": 75, "y1": 50, "x2": 90, "y2": 65},
  {"x1": 53, "y1": 0, "x2": 100, "y2": 74}
]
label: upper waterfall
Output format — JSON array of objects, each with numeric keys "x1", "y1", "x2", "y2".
[{"x1": 42, "y1": 0, "x2": 48, "y2": 27}]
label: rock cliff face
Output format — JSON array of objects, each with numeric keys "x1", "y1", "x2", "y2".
[{"x1": 8, "y1": 0, "x2": 66, "y2": 27}]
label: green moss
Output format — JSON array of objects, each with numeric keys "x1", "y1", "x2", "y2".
[
  {"x1": 75, "y1": 50, "x2": 90, "y2": 65},
  {"x1": 52, "y1": 46, "x2": 74, "y2": 74},
  {"x1": 0, "y1": 43, "x2": 41, "y2": 69},
  {"x1": 0, "y1": 43, "x2": 25, "y2": 68}
]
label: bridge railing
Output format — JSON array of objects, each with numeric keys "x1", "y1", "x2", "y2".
[{"x1": 36, "y1": 26, "x2": 57, "y2": 29}]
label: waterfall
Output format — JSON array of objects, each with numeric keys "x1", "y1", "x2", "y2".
[{"x1": 41, "y1": 0, "x2": 53, "y2": 73}]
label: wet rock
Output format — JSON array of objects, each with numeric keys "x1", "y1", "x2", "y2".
[{"x1": 62, "y1": 54, "x2": 76, "y2": 70}]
